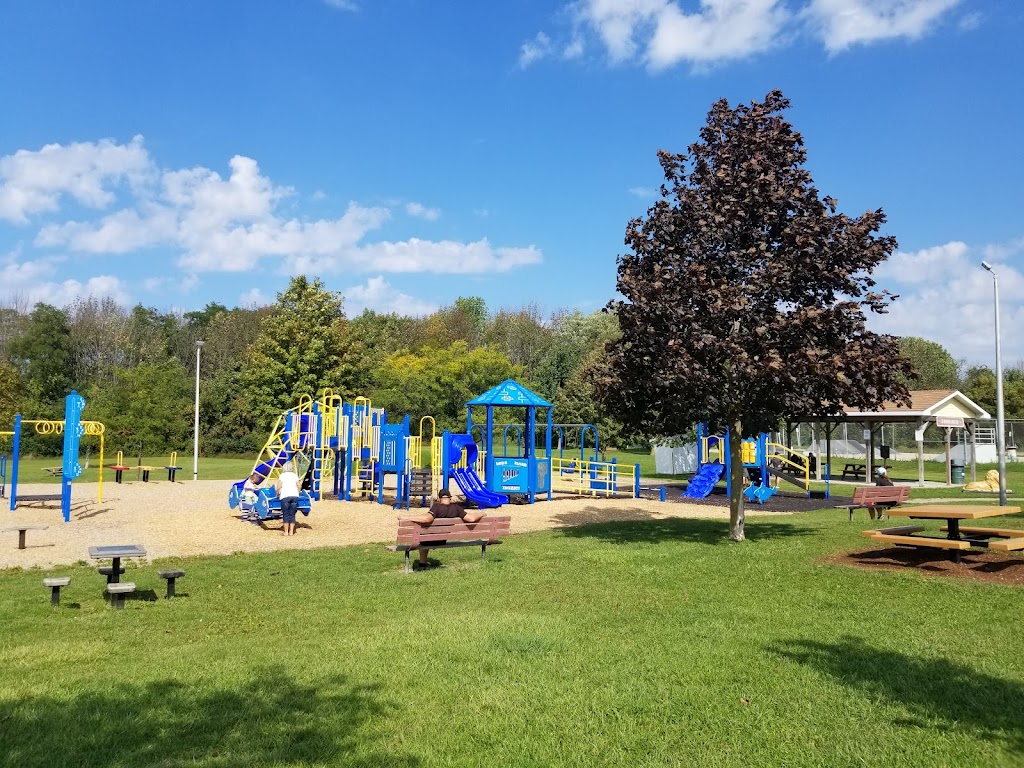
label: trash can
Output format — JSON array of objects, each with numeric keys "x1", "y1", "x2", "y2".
[{"x1": 951, "y1": 461, "x2": 965, "y2": 484}]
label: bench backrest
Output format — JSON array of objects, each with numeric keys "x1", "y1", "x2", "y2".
[
  {"x1": 850, "y1": 485, "x2": 910, "y2": 504},
  {"x1": 397, "y1": 515, "x2": 511, "y2": 546}
]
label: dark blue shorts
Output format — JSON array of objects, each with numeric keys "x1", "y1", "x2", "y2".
[{"x1": 281, "y1": 496, "x2": 299, "y2": 524}]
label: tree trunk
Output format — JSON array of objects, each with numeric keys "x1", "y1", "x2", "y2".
[{"x1": 729, "y1": 416, "x2": 746, "y2": 541}]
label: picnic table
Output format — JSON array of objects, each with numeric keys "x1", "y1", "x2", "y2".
[
  {"x1": 840, "y1": 463, "x2": 866, "y2": 480},
  {"x1": 88, "y1": 544, "x2": 147, "y2": 584},
  {"x1": 863, "y1": 505, "x2": 1023, "y2": 562}
]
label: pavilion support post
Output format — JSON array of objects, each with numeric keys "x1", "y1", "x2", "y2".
[
  {"x1": 969, "y1": 422, "x2": 978, "y2": 482},
  {"x1": 915, "y1": 421, "x2": 927, "y2": 488},
  {"x1": 812, "y1": 422, "x2": 821, "y2": 480},
  {"x1": 866, "y1": 423, "x2": 875, "y2": 480},
  {"x1": 825, "y1": 421, "x2": 833, "y2": 482}
]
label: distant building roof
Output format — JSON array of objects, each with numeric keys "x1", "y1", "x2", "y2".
[{"x1": 840, "y1": 390, "x2": 990, "y2": 421}]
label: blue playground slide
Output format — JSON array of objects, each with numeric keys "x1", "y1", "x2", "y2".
[
  {"x1": 684, "y1": 461, "x2": 725, "y2": 499},
  {"x1": 447, "y1": 433, "x2": 508, "y2": 509},
  {"x1": 451, "y1": 466, "x2": 508, "y2": 509}
]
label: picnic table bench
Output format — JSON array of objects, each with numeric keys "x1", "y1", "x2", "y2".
[
  {"x1": 43, "y1": 466, "x2": 63, "y2": 477},
  {"x1": 387, "y1": 515, "x2": 511, "y2": 573},
  {"x1": 836, "y1": 485, "x2": 910, "y2": 521},
  {"x1": 862, "y1": 505, "x2": 1022, "y2": 562},
  {"x1": 840, "y1": 463, "x2": 867, "y2": 480}
]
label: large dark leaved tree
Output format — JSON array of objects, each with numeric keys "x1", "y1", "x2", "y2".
[{"x1": 601, "y1": 90, "x2": 913, "y2": 541}]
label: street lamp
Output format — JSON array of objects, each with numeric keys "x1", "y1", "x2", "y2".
[
  {"x1": 192, "y1": 342, "x2": 204, "y2": 481},
  {"x1": 981, "y1": 261, "x2": 1007, "y2": 505}
]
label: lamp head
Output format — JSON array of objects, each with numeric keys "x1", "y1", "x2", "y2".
[
  {"x1": 982, "y1": 261, "x2": 994, "y2": 272},
  {"x1": 196, "y1": 340, "x2": 206, "y2": 348}
]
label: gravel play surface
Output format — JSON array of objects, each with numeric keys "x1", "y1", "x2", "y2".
[{"x1": 0, "y1": 479, "x2": 794, "y2": 570}]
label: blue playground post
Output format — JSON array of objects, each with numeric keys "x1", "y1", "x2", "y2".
[{"x1": 9, "y1": 415, "x2": 21, "y2": 511}]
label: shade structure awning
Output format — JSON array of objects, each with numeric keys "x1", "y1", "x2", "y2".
[{"x1": 466, "y1": 379, "x2": 552, "y2": 408}]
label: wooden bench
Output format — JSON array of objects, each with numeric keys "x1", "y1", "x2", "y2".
[
  {"x1": 841, "y1": 463, "x2": 866, "y2": 480},
  {"x1": 387, "y1": 515, "x2": 511, "y2": 573},
  {"x1": 940, "y1": 525, "x2": 1024, "y2": 552},
  {"x1": 836, "y1": 485, "x2": 910, "y2": 521},
  {"x1": 106, "y1": 582, "x2": 136, "y2": 610},
  {"x1": 1, "y1": 524, "x2": 49, "y2": 549},
  {"x1": 43, "y1": 466, "x2": 63, "y2": 477},
  {"x1": 863, "y1": 524, "x2": 973, "y2": 562}
]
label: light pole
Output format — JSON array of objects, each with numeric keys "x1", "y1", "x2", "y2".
[
  {"x1": 192, "y1": 342, "x2": 204, "y2": 481},
  {"x1": 981, "y1": 261, "x2": 1007, "y2": 506}
]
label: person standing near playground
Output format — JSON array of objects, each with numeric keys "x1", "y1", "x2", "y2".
[
  {"x1": 276, "y1": 461, "x2": 301, "y2": 536},
  {"x1": 408, "y1": 489, "x2": 484, "y2": 569}
]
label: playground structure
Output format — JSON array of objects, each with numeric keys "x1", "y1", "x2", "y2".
[
  {"x1": 228, "y1": 380, "x2": 642, "y2": 519},
  {"x1": 689, "y1": 424, "x2": 813, "y2": 503},
  {"x1": 7, "y1": 391, "x2": 105, "y2": 522}
]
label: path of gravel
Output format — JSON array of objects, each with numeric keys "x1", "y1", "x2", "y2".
[{"x1": 1, "y1": 480, "x2": 795, "y2": 570}]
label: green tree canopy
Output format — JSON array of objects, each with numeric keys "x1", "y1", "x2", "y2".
[
  {"x1": 898, "y1": 337, "x2": 960, "y2": 390},
  {"x1": 372, "y1": 341, "x2": 522, "y2": 432},
  {"x1": 601, "y1": 90, "x2": 911, "y2": 541},
  {"x1": 10, "y1": 303, "x2": 74, "y2": 406},
  {"x1": 242, "y1": 276, "x2": 362, "y2": 426}
]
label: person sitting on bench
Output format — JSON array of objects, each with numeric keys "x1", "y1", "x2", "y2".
[
  {"x1": 406, "y1": 489, "x2": 485, "y2": 570},
  {"x1": 871, "y1": 467, "x2": 896, "y2": 519}
]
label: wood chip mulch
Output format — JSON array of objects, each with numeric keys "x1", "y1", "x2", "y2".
[{"x1": 820, "y1": 547, "x2": 1024, "y2": 586}]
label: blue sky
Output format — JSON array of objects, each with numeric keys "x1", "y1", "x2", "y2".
[{"x1": 1, "y1": 1, "x2": 1021, "y2": 366}]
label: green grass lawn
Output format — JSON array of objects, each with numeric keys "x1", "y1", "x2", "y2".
[{"x1": 1, "y1": 510, "x2": 1022, "y2": 767}]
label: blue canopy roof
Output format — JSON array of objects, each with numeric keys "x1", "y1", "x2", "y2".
[{"x1": 466, "y1": 379, "x2": 552, "y2": 408}]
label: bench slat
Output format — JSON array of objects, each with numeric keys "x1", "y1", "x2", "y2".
[
  {"x1": 868, "y1": 533, "x2": 971, "y2": 550},
  {"x1": 941, "y1": 526, "x2": 1024, "y2": 538},
  {"x1": 988, "y1": 537, "x2": 1024, "y2": 552},
  {"x1": 861, "y1": 526, "x2": 925, "y2": 538}
]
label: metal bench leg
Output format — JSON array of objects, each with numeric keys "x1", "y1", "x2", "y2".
[
  {"x1": 18, "y1": 530, "x2": 28, "y2": 549},
  {"x1": 111, "y1": 593, "x2": 125, "y2": 610},
  {"x1": 50, "y1": 585, "x2": 62, "y2": 606},
  {"x1": 165, "y1": 577, "x2": 177, "y2": 599},
  {"x1": 481, "y1": 543, "x2": 487, "y2": 559},
  {"x1": 404, "y1": 550, "x2": 410, "y2": 574}
]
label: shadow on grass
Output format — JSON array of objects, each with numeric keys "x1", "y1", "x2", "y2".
[
  {"x1": 557, "y1": 513, "x2": 818, "y2": 546},
  {"x1": 769, "y1": 637, "x2": 1024, "y2": 750},
  {"x1": 0, "y1": 666, "x2": 418, "y2": 768}
]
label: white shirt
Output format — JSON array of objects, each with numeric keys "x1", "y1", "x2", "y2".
[{"x1": 277, "y1": 471, "x2": 301, "y2": 499}]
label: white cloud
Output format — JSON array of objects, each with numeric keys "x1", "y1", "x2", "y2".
[
  {"x1": 804, "y1": 0, "x2": 961, "y2": 53},
  {"x1": 532, "y1": 0, "x2": 960, "y2": 69},
  {"x1": 290, "y1": 237, "x2": 542, "y2": 276},
  {"x1": 344, "y1": 276, "x2": 437, "y2": 317},
  {"x1": 0, "y1": 136, "x2": 151, "y2": 224},
  {"x1": 519, "y1": 32, "x2": 555, "y2": 68},
  {"x1": 870, "y1": 239, "x2": 1024, "y2": 365},
  {"x1": 406, "y1": 201, "x2": 441, "y2": 221},
  {"x1": 629, "y1": 186, "x2": 657, "y2": 197},
  {"x1": 28, "y1": 143, "x2": 540, "y2": 277},
  {"x1": 0, "y1": 251, "x2": 130, "y2": 306},
  {"x1": 239, "y1": 288, "x2": 270, "y2": 308},
  {"x1": 323, "y1": 0, "x2": 358, "y2": 10}
]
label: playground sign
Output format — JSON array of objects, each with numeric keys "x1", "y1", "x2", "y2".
[{"x1": 936, "y1": 417, "x2": 965, "y2": 429}]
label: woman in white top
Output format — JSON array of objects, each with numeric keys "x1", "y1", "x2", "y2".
[{"x1": 275, "y1": 461, "x2": 302, "y2": 536}]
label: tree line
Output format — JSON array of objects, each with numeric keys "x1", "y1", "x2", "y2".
[{"x1": 0, "y1": 277, "x2": 623, "y2": 457}]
